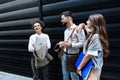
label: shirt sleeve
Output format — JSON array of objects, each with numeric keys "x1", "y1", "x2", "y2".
[
  {"x1": 71, "y1": 30, "x2": 86, "y2": 48},
  {"x1": 64, "y1": 30, "x2": 67, "y2": 41},
  {"x1": 28, "y1": 35, "x2": 35, "y2": 52},
  {"x1": 46, "y1": 34, "x2": 51, "y2": 49},
  {"x1": 86, "y1": 34, "x2": 102, "y2": 56}
]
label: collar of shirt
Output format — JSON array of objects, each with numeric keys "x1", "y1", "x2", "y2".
[
  {"x1": 67, "y1": 24, "x2": 77, "y2": 30},
  {"x1": 86, "y1": 28, "x2": 92, "y2": 33},
  {"x1": 35, "y1": 33, "x2": 43, "y2": 37}
]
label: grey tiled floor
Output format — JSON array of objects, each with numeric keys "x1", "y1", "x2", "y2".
[{"x1": 0, "y1": 71, "x2": 32, "y2": 80}]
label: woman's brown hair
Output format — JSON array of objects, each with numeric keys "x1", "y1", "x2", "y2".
[{"x1": 85, "y1": 14, "x2": 109, "y2": 57}]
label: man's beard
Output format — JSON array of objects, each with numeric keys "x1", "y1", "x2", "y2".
[{"x1": 62, "y1": 22, "x2": 67, "y2": 26}]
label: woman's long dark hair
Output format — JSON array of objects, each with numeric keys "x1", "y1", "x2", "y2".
[{"x1": 85, "y1": 14, "x2": 109, "y2": 57}]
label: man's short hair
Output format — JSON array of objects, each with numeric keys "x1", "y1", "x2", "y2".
[
  {"x1": 61, "y1": 11, "x2": 73, "y2": 18},
  {"x1": 31, "y1": 20, "x2": 45, "y2": 29}
]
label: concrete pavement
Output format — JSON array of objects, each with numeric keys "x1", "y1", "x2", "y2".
[{"x1": 0, "y1": 71, "x2": 32, "y2": 80}]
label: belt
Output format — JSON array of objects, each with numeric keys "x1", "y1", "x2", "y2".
[
  {"x1": 64, "y1": 52, "x2": 78, "y2": 55},
  {"x1": 64, "y1": 52, "x2": 68, "y2": 54}
]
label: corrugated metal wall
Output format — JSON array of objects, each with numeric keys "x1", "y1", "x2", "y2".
[
  {"x1": 0, "y1": 0, "x2": 120, "y2": 80},
  {"x1": 0, "y1": 0, "x2": 40, "y2": 77}
]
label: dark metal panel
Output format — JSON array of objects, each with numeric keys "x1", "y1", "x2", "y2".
[
  {"x1": 43, "y1": 7, "x2": 120, "y2": 25},
  {"x1": 0, "y1": 7, "x2": 39, "y2": 22},
  {"x1": 0, "y1": 48, "x2": 27, "y2": 53},
  {"x1": 0, "y1": 0, "x2": 40, "y2": 78},
  {"x1": 74, "y1": 7, "x2": 120, "y2": 23},
  {"x1": 0, "y1": 29, "x2": 34, "y2": 40},
  {"x1": 43, "y1": 0, "x2": 120, "y2": 16},
  {"x1": 107, "y1": 23, "x2": 120, "y2": 39},
  {"x1": 0, "y1": 0, "x2": 38, "y2": 13},
  {"x1": 0, "y1": 40, "x2": 27, "y2": 46},
  {"x1": 0, "y1": 0, "x2": 14, "y2": 4},
  {"x1": 0, "y1": 18, "x2": 39, "y2": 30},
  {"x1": 0, "y1": 48, "x2": 31, "y2": 77},
  {"x1": 44, "y1": 27, "x2": 65, "y2": 39},
  {"x1": 42, "y1": 0, "x2": 66, "y2": 5}
]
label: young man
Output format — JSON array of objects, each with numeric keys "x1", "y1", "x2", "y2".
[
  {"x1": 28, "y1": 20, "x2": 51, "y2": 80},
  {"x1": 59, "y1": 11, "x2": 86, "y2": 80}
]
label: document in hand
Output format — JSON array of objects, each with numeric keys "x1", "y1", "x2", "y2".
[{"x1": 75, "y1": 52, "x2": 93, "y2": 80}]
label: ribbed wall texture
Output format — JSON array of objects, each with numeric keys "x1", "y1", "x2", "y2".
[
  {"x1": 0, "y1": 0, "x2": 120, "y2": 80},
  {"x1": 0, "y1": 0, "x2": 40, "y2": 77}
]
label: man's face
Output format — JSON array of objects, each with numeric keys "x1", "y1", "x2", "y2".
[
  {"x1": 61, "y1": 15, "x2": 68, "y2": 26},
  {"x1": 33, "y1": 23, "x2": 42, "y2": 33}
]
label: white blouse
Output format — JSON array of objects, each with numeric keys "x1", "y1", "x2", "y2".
[{"x1": 28, "y1": 33, "x2": 51, "y2": 52}]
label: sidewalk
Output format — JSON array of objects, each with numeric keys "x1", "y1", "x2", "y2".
[{"x1": 0, "y1": 71, "x2": 32, "y2": 80}]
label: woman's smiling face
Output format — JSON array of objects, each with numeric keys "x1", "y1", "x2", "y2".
[{"x1": 86, "y1": 20, "x2": 93, "y2": 29}]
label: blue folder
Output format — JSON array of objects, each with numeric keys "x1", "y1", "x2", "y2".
[{"x1": 75, "y1": 52, "x2": 93, "y2": 80}]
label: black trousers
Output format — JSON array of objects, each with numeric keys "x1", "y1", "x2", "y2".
[{"x1": 31, "y1": 56, "x2": 49, "y2": 80}]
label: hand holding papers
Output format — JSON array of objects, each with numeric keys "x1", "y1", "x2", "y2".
[{"x1": 75, "y1": 52, "x2": 93, "y2": 80}]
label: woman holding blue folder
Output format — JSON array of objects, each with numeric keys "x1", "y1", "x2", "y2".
[{"x1": 76, "y1": 14, "x2": 109, "y2": 80}]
